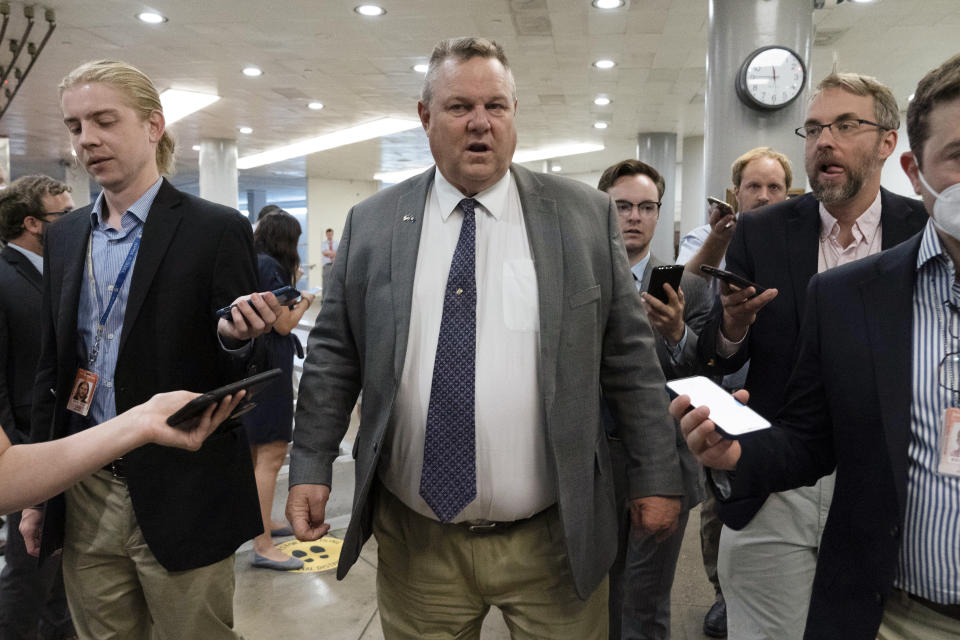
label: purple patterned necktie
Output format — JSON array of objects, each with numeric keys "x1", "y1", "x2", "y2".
[{"x1": 419, "y1": 198, "x2": 478, "y2": 522}]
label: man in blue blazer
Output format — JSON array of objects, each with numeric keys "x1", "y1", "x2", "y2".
[
  {"x1": 679, "y1": 54, "x2": 960, "y2": 639},
  {"x1": 697, "y1": 72, "x2": 928, "y2": 639},
  {"x1": 24, "y1": 60, "x2": 280, "y2": 640}
]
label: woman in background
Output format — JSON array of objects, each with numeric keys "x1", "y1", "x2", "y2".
[{"x1": 247, "y1": 208, "x2": 316, "y2": 570}]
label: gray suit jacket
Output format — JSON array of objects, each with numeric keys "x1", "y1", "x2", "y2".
[{"x1": 291, "y1": 164, "x2": 683, "y2": 598}]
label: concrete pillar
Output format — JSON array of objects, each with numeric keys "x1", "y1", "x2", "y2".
[
  {"x1": 680, "y1": 135, "x2": 706, "y2": 236},
  {"x1": 637, "y1": 132, "x2": 678, "y2": 261},
  {"x1": 63, "y1": 160, "x2": 91, "y2": 208},
  {"x1": 704, "y1": 0, "x2": 812, "y2": 200},
  {"x1": 305, "y1": 177, "x2": 378, "y2": 289},
  {"x1": 198, "y1": 139, "x2": 238, "y2": 209},
  {"x1": 247, "y1": 189, "x2": 267, "y2": 221}
]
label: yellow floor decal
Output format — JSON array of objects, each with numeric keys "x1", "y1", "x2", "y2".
[{"x1": 276, "y1": 536, "x2": 343, "y2": 573}]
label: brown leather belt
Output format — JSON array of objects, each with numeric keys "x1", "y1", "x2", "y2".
[{"x1": 900, "y1": 590, "x2": 960, "y2": 622}]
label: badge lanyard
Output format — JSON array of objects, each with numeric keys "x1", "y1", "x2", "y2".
[{"x1": 85, "y1": 230, "x2": 142, "y2": 368}]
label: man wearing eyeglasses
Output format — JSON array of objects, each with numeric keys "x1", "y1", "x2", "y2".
[
  {"x1": 597, "y1": 159, "x2": 710, "y2": 639},
  {"x1": 678, "y1": 54, "x2": 960, "y2": 640},
  {"x1": 696, "y1": 73, "x2": 928, "y2": 640},
  {"x1": 0, "y1": 175, "x2": 75, "y2": 640}
]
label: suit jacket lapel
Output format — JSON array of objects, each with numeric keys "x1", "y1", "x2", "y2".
[
  {"x1": 512, "y1": 164, "x2": 562, "y2": 405},
  {"x1": 1, "y1": 246, "x2": 42, "y2": 292},
  {"x1": 785, "y1": 195, "x2": 821, "y2": 326},
  {"x1": 390, "y1": 169, "x2": 433, "y2": 379},
  {"x1": 119, "y1": 180, "x2": 183, "y2": 353},
  {"x1": 56, "y1": 213, "x2": 92, "y2": 362},
  {"x1": 860, "y1": 235, "x2": 920, "y2": 514},
  {"x1": 879, "y1": 187, "x2": 919, "y2": 249}
]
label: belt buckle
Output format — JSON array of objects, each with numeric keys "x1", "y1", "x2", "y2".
[{"x1": 466, "y1": 520, "x2": 498, "y2": 533}]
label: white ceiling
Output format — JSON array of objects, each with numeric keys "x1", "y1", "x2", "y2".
[{"x1": 2, "y1": 0, "x2": 959, "y2": 189}]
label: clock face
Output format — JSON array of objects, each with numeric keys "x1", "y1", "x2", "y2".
[{"x1": 737, "y1": 47, "x2": 806, "y2": 110}]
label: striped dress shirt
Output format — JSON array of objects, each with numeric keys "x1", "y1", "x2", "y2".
[
  {"x1": 77, "y1": 178, "x2": 162, "y2": 427},
  {"x1": 898, "y1": 220, "x2": 960, "y2": 604}
]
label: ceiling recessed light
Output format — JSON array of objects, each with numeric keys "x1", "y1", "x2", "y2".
[
  {"x1": 551, "y1": 165, "x2": 562, "y2": 172},
  {"x1": 238, "y1": 126, "x2": 253, "y2": 134},
  {"x1": 136, "y1": 11, "x2": 167, "y2": 24},
  {"x1": 413, "y1": 63, "x2": 429, "y2": 73},
  {"x1": 242, "y1": 66, "x2": 263, "y2": 77},
  {"x1": 594, "y1": 95, "x2": 611, "y2": 106},
  {"x1": 594, "y1": 121, "x2": 608, "y2": 129},
  {"x1": 592, "y1": 0, "x2": 625, "y2": 8},
  {"x1": 192, "y1": 145, "x2": 201, "y2": 151},
  {"x1": 159, "y1": 89, "x2": 220, "y2": 125},
  {"x1": 593, "y1": 59, "x2": 616, "y2": 70},
  {"x1": 308, "y1": 102, "x2": 324, "y2": 110},
  {"x1": 908, "y1": 93, "x2": 915, "y2": 101},
  {"x1": 354, "y1": 4, "x2": 386, "y2": 16},
  {"x1": 237, "y1": 118, "x2": 421, "y2": 169}
]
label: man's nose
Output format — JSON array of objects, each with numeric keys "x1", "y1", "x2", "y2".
[{"x1": 467, "y1": 105, "x2": 490, "y2": 131}]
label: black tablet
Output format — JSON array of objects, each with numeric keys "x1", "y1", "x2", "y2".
[{"x1": 166, "y1": 368, "x2": 283, "y2": 429}]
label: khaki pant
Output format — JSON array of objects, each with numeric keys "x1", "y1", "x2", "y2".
[
  {"x1": 877, "y1": 591, "x2": 960, "y2": 640},
  {"x1": 63, "y1": 469, "x2": 240, "y2": 640},
  {"x1": 374, "y1": 489, "x2": 608, "y2": 640}
]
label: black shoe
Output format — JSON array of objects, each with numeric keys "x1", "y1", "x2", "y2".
[{"x1": 703, "y1": 596, "x2": 727, "y2": 638}]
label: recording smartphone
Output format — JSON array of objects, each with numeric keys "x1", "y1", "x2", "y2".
[
  {"x1": 707, "y1": 197, "x2": 736, "y2": 228},
  {"x1": 666, "y1": 375, "x2": 770, "y2": 439},
  {"x1": 698, "y1": 265, "x2": 767, "y2": 296},
  {"x1": 646, "y1": 264, "x2": 685, "y2": 304},
  {"x1": 165, "y1": 368, "x2": 283, "y2": 429},
  {"x1": 216, "y1": 285, "x2": 301, "y2": 320}
]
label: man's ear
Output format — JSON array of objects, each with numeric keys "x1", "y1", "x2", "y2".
[
  {"x1": 22, "y1": 215, "x2": 44, "y2": 234},
  {"x1": 417, "y1": 101, "x2": 430, "y2": 134},
  {"x1": 900, "y1": 151, "x2": 922, "y2": 196},
  {"x1": 147, "y1": 109, "x2": 166, "y2": 145}
]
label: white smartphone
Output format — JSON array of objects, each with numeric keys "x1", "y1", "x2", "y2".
[{"x1": 666, "y1": 376, "x2": 771, "y2": 439}]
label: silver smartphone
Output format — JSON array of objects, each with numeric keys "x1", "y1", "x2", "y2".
[{"x1": 666, "y1": 376, "x2": 770, "y2": 439}]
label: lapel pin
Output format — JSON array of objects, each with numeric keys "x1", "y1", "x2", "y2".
[{"x1": 402, "y1": 215, "x2": 416, "y2": 222}]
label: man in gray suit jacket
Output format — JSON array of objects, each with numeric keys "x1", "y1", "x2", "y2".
[
  {"x1": 598, "y1": 159, "x2": 709, "y2": 639},
  {"x1": 287, "y1": 37, "x2": 683, "y2": 639}
]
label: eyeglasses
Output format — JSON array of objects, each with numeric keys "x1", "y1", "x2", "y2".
[
  {"x1": 794, "y1": 118, "x2": 888, "y2": 140},
  {"x1": 615, "y1": 200, "x2": 661, "y2": 218}
]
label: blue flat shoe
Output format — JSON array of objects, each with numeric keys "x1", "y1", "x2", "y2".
[
  {"x1": 251, "y1": 553, "x2": 303, "y2": 571},
  {"x1": 270, "y1": 525, "x2": 294, "y2": 537}
]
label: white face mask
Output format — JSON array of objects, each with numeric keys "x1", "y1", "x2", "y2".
[{"x1": 918, "y1": 171, "x2": 960, "y2": 241}]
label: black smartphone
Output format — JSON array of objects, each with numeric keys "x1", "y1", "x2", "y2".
[
  {"x1": 699, "y1": 265, "x2": 766, "y2": 296},
  {"x1": 216, "y1": 285, "x2": 301, "y2": 320},
  {"x1": 646, "y1": 264, "x2": 685, "y2": 304},
  {"x1": 165, "y1": 368, "x2": 283, "y2": 429}
]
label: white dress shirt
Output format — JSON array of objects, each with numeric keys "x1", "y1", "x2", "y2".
[{"x1": 379, "y1": 168, "x2": 554, "y2": 522}]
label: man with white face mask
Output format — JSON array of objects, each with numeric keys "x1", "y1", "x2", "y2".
[{"x1": 674, "y1": 53, "x2": 960, "y2": 640}]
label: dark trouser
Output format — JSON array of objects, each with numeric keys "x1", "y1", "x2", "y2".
[
  {"x1": 607, "y1": 436, "x2": 688, "y2": 640},
  {"x1": 0, "y1": 510, "x2": 74, "y2": 640},
  {"x1": 699, "y1": 476, "x2": 723, "y2": 596}
]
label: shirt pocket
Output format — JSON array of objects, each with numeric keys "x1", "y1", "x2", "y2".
[{"x1": 502, "y1": 259, "x2": 538, "y2": 332}]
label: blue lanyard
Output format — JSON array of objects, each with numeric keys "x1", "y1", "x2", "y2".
[{"x1": 85, "y1": 230, "x2": 142, "y2": 367}]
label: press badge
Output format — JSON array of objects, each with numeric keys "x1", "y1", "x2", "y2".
[
  {"x1": 938, "y1": 407, "x2": 960, "y2": 477},
  {"x1": 66, "y1": 369, "x2": 98, "y2": 417}
]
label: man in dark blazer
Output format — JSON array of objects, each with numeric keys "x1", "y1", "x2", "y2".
[
  {"x1": 677, "y1": 53, "x2": 960, "y2": 639},
  {"x1": 597, "y1": 158, "x2": 709, "y2": 639},
  {"x1": 288, "y1": 38, "x2": 682, "y2": 638},
  {"x1": 697, "y1": 72, "x2": 928, "y2": 639},
  {"x1": 23, "y1": 60, "x2": 280, "y2": 640},
  {"x1": 0, "y1": 175, "x2": 75, "y2": 640}
]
